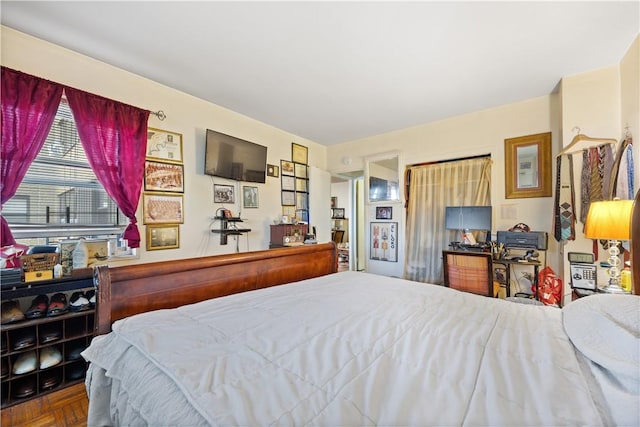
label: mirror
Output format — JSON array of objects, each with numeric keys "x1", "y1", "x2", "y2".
[
  {"x1": 366, "y1": 153, "x2": 400, "y2": 202},
  {"x1": 504, "y1": 132, "x2": 551, "y2": 199}
]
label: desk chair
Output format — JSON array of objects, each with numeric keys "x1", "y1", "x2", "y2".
[
  {"x1": 442, "y1": 250, "x2": 494, "y2": 297},
  {"x1": 332, "y1": 230, "x2": 345, "y2": 244}
]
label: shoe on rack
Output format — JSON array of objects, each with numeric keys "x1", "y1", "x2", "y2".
[
  {"x1": 40, "y1": 325, "x2": 62, "y2": 344},
  {"x1": 12, "y1": 350, "x2": 36, "y2": 375},
  {"x1": 12, "y1": 330, "x2": 36, "y2": 351},
  {"x1": 40, "y1": 370, "x2": 61, "y2": 391},
  {"x1": 47, "y1": 293, "x2": 68, "y2": 317},
  {"x1": 25, "y1": 294, "x2": 49, "y2": 319},
  {"x1": 39, "y1": 346, "x2": 62, "y2": 369},
  {"x1": 69, "y1": 292, "x2": 90, "y2": 312},
  {"x1": 85, "y1": 289, "x2": 96, "y2": 308},
  {"x1": 1, "y1": 301, "x2": 24, "y2": 324},
  {"x1": 13, "y1": 376, "x2": 36, "y2": 399}
]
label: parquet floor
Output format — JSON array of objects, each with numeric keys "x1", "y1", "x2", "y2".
[{"x1": 1, "y1": 383, "x2": 88, "y2": 427}]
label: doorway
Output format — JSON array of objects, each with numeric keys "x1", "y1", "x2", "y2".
[{"x1": 331, "y1": 172, "x2": 365, "y2": 271}]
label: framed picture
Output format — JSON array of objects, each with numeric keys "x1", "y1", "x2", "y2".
[
  {"x1": 376, "y1": 206, "x2": 393, "y2": 220},
  {"x1": 281, "y1": 190, "x2": 295, "y2": 206},
  {"x1": 144, "y1": 160, "x2": 184, "y2": 193},
  {"x1": 58, "y1": 239, "x2": 109, "y2": 275},
  {"x1": 281, "y1": 160, "x2": 295, "y2": 176},
  {"x1": 295, "y1": 178, "x2": 308, "y2": 192},
  {"x1": 146, "y1": 224, "x2": 180, "y2": 250},
  {"x1": 282, "y1": 205, "x2": 296, "y2": 218},
  {"x1": 213, "y1": 184, "x2": 235, "y2": 204},
  {"x1": 267, "y1": 164, "x2": 279, "y2": 178},
  {"x1": 370, "y1": 222, "x2": 398, "y2": 262},
  {"x1": 143, "y1": 193, "x2": 184, "y2": 224},
  {"x1": 296, "y1": 209, "x2": 309, "y2": 223},
  {"x1": 242, "y1": 186, "x2": 259, "y2": 208},
  {"x1": 294, "y1": 163, "x2": 307, "y2": 178},
  {"x1": 146, "y1": 128, "x2": 183, "y2": 163},
  {"x1": 281, "y1": 175, "x2": 295, "y2": 191},
  {"x1": 332, "y1": 208, "x2": 345, "y2": 219},
  {"x1": 331, "y1": 196, "x2": 337, "y2": 208},
  {"x1": 504, "y1": 132, "x2": 552, "y2": 199},
  {"x1": 292, "y1": 143, "x2": 308, "y2": 164},
  {"x1": 296, "y1": 192, "x2": 308, "y2": 209}
]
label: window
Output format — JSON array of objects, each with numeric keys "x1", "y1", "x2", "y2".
[{"x1": 7, "y1": 98, "x2": 131, "y2": 253}]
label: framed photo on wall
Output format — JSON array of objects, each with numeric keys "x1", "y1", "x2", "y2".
[
  {"x1": 242, "y1": 186, "x2": 259, "y2": 208},
  {"x1": 375, "y1": 206, "x2": 393, "y2": 220},
  {"x1": 146, "y1": 224, "x2": 180, "y2": 250},
  {"x1": 267, "y1": 164, "x2": 279, "y2": 178},
  {"x1": 146, "y1": 128, "x2": 183, "y2": 163},
  {"x1": 213, "y1": 184, "x2": 235, "y2": 203},
  {"x1": 143, "y1": 193, "x2": 184, "y2": 224},
  {"x1": 144, "y1": 160, "x2": 184, "y2": 193},
  {"x1": 370, "y1": 222, "x2": 398, "y2": 262},
  {"x1": 281, "y1": 160, "x2": 295, "y2": 176}
]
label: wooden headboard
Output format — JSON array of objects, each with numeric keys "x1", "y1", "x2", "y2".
[{"x1": 94, "y1": 242, "x2": 338, "y2": 334}]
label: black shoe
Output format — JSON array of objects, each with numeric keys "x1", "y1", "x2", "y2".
[
  {"x1": 47, "y1": 293, "x2": 68, "y2": 317},
  {"x1": 69, "y1": 292, "x2": 90, "y2": 312},
  {"x1": 25, "y1": 294, "x2": 49, "y2": 319}
]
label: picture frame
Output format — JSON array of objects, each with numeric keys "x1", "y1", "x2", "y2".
[
  {"x1": 213, "y1": 184, "x2": 235, "y2": 204},
  {"x1": 144, "y1": 160, "x2": 184, "y2": 193},
  {"x1": 143, "y1": 193, "x2": 184, "y2": 224},
  {"x1": 242, "y1": 186, "x2": 259, "y2": 208},
  {"x1": 294, "y1": 162, "x2": 307, "y2": 178},
  {"x1": 267, "y1": 164, "x2": 279, "y2": 178},
  {"x1": 58, "y1": 239, "x2": 110, "y2": 275},
  {"x1": 331, "y1": 196, "x2": 337, "y2": 208},
  {"x1": 332, "y1": 208, "x2": 345, "y2": 219},
  {"x1": 146, "y1": 224, "x2": 180, "y2": 251},
  {"x1": 505, "y1": 132, "x2": 552, "y2": 199},
  {"x1": 281, "y1": 175, "x2": 295, "y2": 191},
  {"x1": 281, "y1": 160, "x2": 295, "y2": 176},
  {"x1": 295, "y1": 178, "x2": 308, "y2": 192},
  {"x1": 146, "y1": 128, "x2": 183, "y2": 163},
  {"x1": 282, "y1": 205, "x2": 296, "y2": 218},
  {"x1": 370, "y1": 222, "x2": 398, "y2": 262},
  {"x1": 292, "y1": 143, "x2": 308, "y2": 165},
  {"x1": 281, "y1": 190, "x2": 295, "y2": 206},
  {"x1": 376, "y1": 206, "x2": 393, "y2": 220},
  {"x1": 296, "y1": 192, "x2": 308, "y2": 210}
]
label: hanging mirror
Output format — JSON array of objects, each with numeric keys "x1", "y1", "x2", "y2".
[{"x1": 366, "y1": 152, "x2": 400, "y2": 203}]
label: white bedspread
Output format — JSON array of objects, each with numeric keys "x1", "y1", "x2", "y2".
[{"x1": 84, "y1": 271, "x2": 616, "y2": 426}]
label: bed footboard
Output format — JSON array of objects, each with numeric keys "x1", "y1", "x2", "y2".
[{"x1": 94, "y1": 242, "x2": 338, "y2": 334}]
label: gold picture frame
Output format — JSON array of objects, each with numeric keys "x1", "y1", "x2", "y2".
[
  {"x1": 504, "y1": 132, "x2": 552, "y2": 199},
  {"x1": 142, "y1": 192, "x2": 184, "y2": 224},
  {"x1": 146, "y1": 224, "x2": 180, "y2": 250},
  {"x1": 144, "y1": 160, "x2": 184, "y2": 193},
  {"x1": 292, "y1": 143, "x2": 308, "y2": 165},
  {"x1": 146, "y1": 128, "x2": 183, "y2": 163}
]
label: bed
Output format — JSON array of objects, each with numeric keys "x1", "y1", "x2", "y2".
[{"x1": 83, "y1": 241, "x2": 640, "y2": 426}]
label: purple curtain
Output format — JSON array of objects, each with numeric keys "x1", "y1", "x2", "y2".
[
  {"x1": 1, "y1": 67, "x2": 63, "y2": 246},
  {"x1": 65, "y1": 88, "x2": 149, "y2": 248}
]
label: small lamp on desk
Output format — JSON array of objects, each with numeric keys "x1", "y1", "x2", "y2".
[{"x1": 584, "y1": 198, "x2": 633, "y2": 294}]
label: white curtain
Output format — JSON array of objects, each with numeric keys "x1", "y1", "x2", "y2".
[{"x1": 404, "y1": 157, "x2": 491, "y2": 283}]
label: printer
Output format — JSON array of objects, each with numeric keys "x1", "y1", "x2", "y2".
[{"x1": 496, "y1": 231, "x2": 548, "y2": 250}]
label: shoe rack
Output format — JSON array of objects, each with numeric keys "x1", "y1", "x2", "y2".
[{"x1": 1, "y1": 275, "x2": 94, "y2": 408}]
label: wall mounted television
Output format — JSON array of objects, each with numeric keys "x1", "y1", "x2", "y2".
[
  {"x1": 205, "y1": 129, "x2": 267, "y2": 183},
  {"x1": 444, "y1": 206, "x2": 492, "y2": 232}
]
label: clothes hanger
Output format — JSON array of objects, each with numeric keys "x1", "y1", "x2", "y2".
[{"x1": 556, "y1": 127, "x2": 618, "y2": 157}]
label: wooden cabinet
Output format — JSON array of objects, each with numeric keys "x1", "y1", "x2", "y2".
[
  {"x1": 1, "y1": 276, "x2": 94, "y2": 408},
  {"x1": 270, "y1": 224, "x2": 308, "y2": 248}
]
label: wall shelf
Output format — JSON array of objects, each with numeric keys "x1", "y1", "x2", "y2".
[{"x1": 211, "y1": 216, "x2": 251, "y2": 245}]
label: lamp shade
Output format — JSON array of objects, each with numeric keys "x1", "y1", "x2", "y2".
[{"x1": 584, "y1": 200, "x2": 633, "y2": 240}]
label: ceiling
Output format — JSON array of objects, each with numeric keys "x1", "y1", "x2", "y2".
[{"x1": 1, "y1": 1, "x2": 638, "y2": 146}]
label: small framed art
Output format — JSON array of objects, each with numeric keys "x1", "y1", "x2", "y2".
[
  {"x1": 267, "y1": 164, "x2": 279, "y2": 178},
  {"x1": 213, "y1": 184, "x2": 235, "y2": 203},
  {"x1": 281, "y1": 160, "x2": 295, "y2": 176},
  {"x1": 242, "y1": 186, "x2": 259, "y2": 208},
  {"x1": 292, "y1": 143, "x2": 308, "y2": 164},
  {"x1": 370, "y1": 222, "x2": 398, "y2": 262},
  {"x1": 146, "y1": 224, "x2": 180, "y2": 250},
  {"x1": 143, "y1": 193, "x2": 184, "y2": 224},
  {"x1": 146, "y1": 128, "x2": 183, "y2": 163},
  {"x1": 144, "y1": 160, "x2": 184, "y2": 193},
  {"x1": 375, "y1": 206, "x2": 393, "y2": 220},
  {"x1": 332, "y1": 208, "x2": 345, "y2": 219}
]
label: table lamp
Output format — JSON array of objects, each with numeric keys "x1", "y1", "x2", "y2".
[{"x1": 584, "y1": 198, "x2": 633, "y2": 294}]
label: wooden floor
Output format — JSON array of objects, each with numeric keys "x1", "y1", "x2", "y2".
[{"x1": 1, "y1": 383, "x2": 88, "y2": 427}]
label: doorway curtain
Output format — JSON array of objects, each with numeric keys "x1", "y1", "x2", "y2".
[{"x1": 404, "y1": 157, "x2": 491, "y2": 283}]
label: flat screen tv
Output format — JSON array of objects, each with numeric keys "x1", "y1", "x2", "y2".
[
  {"x1": 444, "y1": 206, "x2": 492, "y2": 232},
  {"x1": 205, "y1": 129, "x2": 267, "y2": 183}
]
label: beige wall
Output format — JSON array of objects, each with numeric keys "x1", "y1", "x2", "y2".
[{"x1": 1, "y1": 26, "x2": 327, "y2": 265}]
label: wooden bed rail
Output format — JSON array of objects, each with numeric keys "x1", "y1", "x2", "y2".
[{"x1": 94, "y1": 242, "x2": 338, "y2": 334}]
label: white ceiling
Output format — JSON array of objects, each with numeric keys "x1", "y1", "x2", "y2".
[{"x1": 1, "y1": 1, "x2": 638, "y2": 146}]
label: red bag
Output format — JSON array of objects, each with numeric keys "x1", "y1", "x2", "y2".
[{"x1": 535, "y1": 266, "x2": 563, "y2": 307}]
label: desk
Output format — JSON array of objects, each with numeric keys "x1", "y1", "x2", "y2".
[{"x1": 493, "y1": 258, "x2": 540, "y2": 299}]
